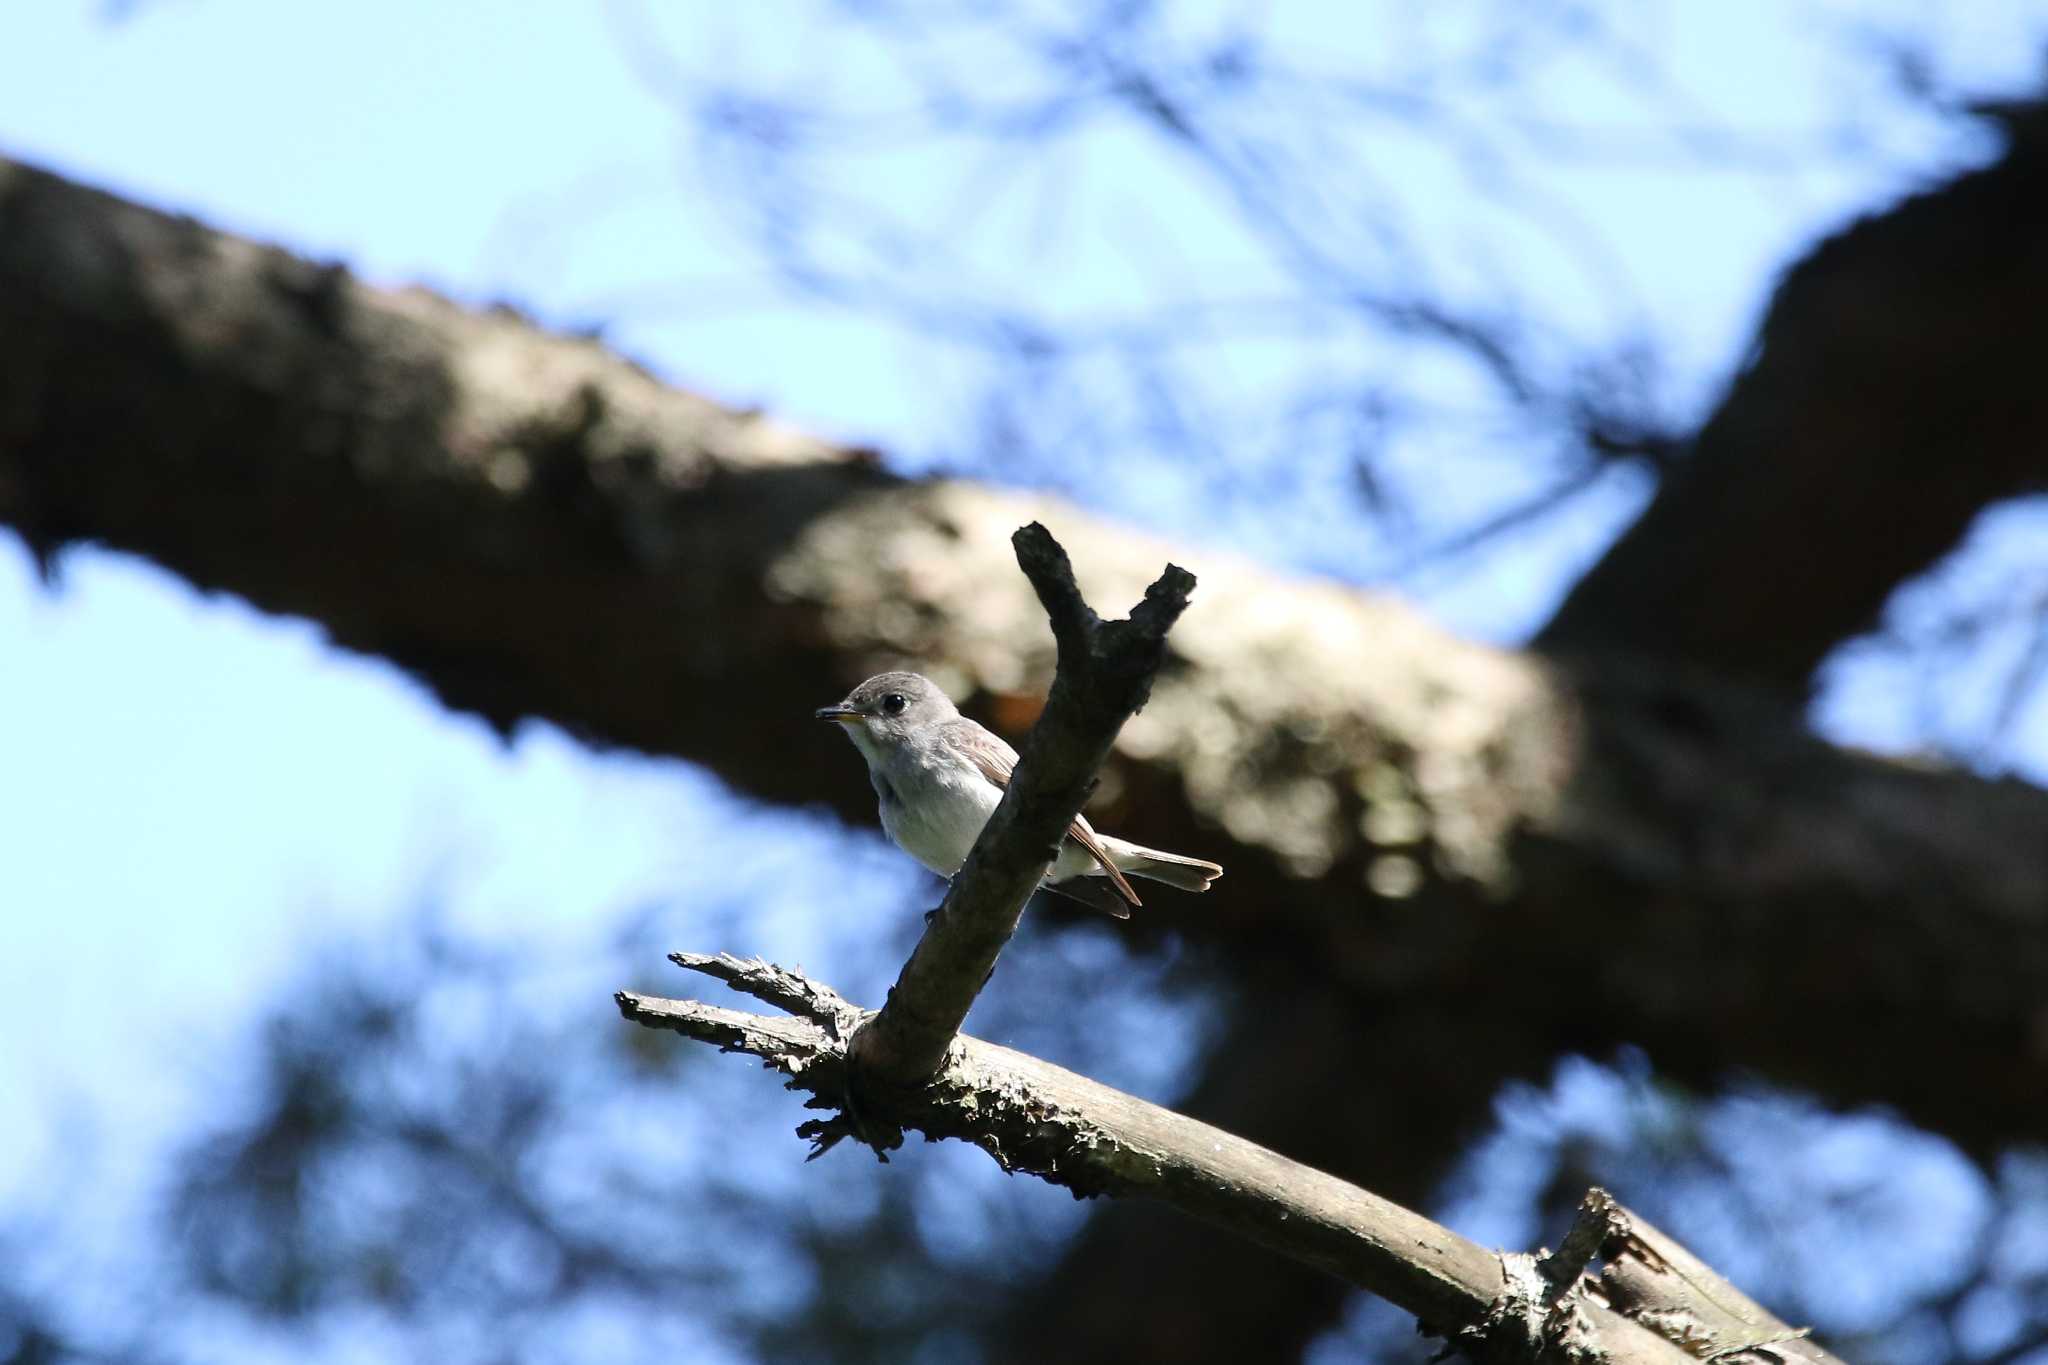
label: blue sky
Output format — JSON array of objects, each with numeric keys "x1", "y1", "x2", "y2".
[{"x1": 3, "y1": 1, "x2": 2047, "y2": 1356}]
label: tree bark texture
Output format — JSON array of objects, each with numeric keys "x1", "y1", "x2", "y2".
[
  {"x1": 4, "y1": 151, "x2": 2045, "y2": 1362},
  {"x1": 623, "y1": 957, "x2": 1798, "y2": 1365}
]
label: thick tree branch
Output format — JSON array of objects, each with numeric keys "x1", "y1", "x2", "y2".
[
  {"x1": 3, "y1": 154, "x2": 2040, "y2": 1151},
  {"x1": 1541, "y1": 118, "x2": 2048, "y2": 691},
  {"x1": 6, "y1": 153, "x2": 2045, "y2": 1363},
  {"x1": 847, "y1": 525, "x2": 1194, "y2": 1086}
]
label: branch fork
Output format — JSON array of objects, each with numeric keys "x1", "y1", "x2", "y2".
[{"x1": 616, "y1": 524, "x2": 1836, "y2": 1364}]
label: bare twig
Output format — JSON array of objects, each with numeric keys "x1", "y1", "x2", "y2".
[{"x1": 668, "y1": 951, "x2": 865, "y2": 1031}]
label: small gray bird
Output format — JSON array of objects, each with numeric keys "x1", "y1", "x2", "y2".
[{"x1": 815, "y1": 671, "x2": 1222, "y2": 918}]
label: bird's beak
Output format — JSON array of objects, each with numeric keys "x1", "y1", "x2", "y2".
[{"x1": 814, "y1": 704, "x2": 863, "y2": 726}]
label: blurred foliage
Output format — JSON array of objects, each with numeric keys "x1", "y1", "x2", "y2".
[
  {"x1": 621, "y1": 0, "x2": 1697, "y2": 577},
  {"x1": 8, "y1": 923, "x2": 2039, "y2": 1363},
  {"x1": 112, "y1": 908, "x2": 1213, "y2": 1364},
  {"x1": 602, "y1": 0, "x2": 2023, "y2": 594}
]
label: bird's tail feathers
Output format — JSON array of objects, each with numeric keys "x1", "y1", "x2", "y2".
[{"x1": 1101, "y1": 838, "x2": 1223, "y2": 893}]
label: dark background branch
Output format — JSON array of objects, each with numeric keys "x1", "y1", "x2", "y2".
[
  {"x1": 1540, "y1": 120, "x2": 2048, "y2": 693},
  {"x1": 7, "y1": 128, "x2": 2048, "y2": 1362},
  {"x1": 4, "y1": 156, "x2": 2040, "y2": 1172}
]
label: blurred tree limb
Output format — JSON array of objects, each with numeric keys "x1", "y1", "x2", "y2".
[
  {"x1": 4, "y1": 150, "x2": 2047, "y2": 1361},
  {"x1": 1542, "y1": 101, "x2": 2048, "y2": 690}
]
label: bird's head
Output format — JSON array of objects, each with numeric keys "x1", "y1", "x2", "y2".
[{"x1": 814, "y1": 671, "x2": 959, "y2": 758}]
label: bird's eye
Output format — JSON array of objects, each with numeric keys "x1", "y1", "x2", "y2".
[{"x1": 882, "y1": 693, "x2": 908, "y2": 715}]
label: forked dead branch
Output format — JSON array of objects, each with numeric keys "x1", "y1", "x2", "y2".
[{"x1": 617, "y1": 523, "x2": 1836, "y2": 1365}]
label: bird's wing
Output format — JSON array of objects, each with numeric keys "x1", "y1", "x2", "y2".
[{"x1": 944, "y1": 718, "x2": 1142, "y2": 908}]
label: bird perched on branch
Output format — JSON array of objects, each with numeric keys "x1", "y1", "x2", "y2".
[{"x1": 816, "y1": 671, "x2": 1222, "y2": 918}]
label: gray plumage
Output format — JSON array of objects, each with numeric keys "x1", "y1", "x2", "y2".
[{"x1": 815, "y1": 671, "x2": 1222, "y2": 918}]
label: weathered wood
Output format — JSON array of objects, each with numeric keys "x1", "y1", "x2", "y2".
[{"x1": 622, "y1": 961, "x2": 1709, "y2": 1364}]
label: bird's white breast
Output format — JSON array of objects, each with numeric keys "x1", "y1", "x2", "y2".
[{"x1": 876, "y1": 753, "x2": 1002, "y2": 877}]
